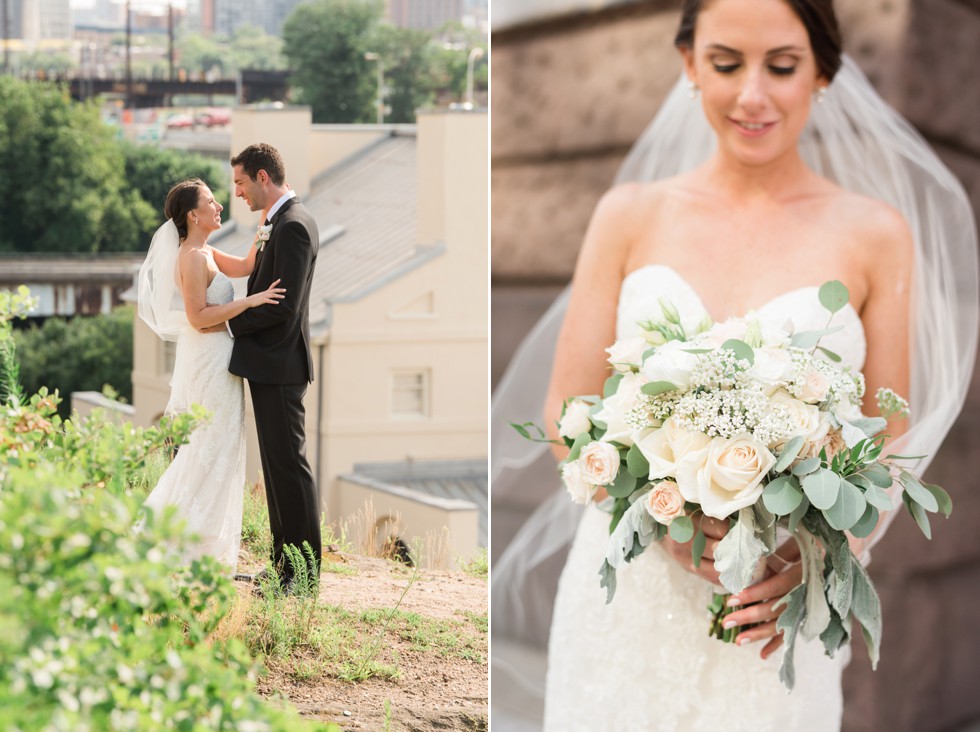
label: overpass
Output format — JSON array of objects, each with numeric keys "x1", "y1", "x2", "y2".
[{"x1": 64, "y1": 70, "x2": 290, "y2": 108}]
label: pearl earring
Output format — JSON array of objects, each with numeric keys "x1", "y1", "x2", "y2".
[
  {"x1": 815, "y1": 86, "x2": 828, "y2": 104},
  {"x1": 687, "y1": 80, "x2": 700, "y2": 99}
]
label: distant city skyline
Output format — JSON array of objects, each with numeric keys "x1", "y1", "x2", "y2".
[{"x1": 70, "y1": 0, "x2": 187, "y2": 11}]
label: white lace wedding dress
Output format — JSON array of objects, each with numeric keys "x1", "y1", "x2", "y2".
[
  {"x1": 543, "y1": 264, "x2": 866, "y2": 732},
  {"x1": 142, "y1": 271, "x2": 246, "y2": 570}
]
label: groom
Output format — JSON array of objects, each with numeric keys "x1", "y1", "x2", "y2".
[{"x1": 227, "y1": 143, "x2": 320, "y2": 593}]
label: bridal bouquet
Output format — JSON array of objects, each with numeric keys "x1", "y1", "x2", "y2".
[{"x1": 513, "y1": 281, "x2": 951, "y2": 689}]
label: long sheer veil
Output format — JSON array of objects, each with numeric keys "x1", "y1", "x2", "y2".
[
  {"x1": 490, "y1": 55, "x2": 979, "y2": 729},
  {"x1": 137, "y1": 219, "x2": 188, "y2": 342}
]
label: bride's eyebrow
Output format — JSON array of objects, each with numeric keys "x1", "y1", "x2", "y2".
[{"x1": 705, "y1": 43, "x2": 806, "y2": 56}]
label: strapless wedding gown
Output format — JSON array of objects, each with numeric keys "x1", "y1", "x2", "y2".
[
  {"x1": 143, "y1": 272, "x2": 246, "y2": 570},
  {"x1": 543, "y1": 265, "x2": 867, "y2": 732}
]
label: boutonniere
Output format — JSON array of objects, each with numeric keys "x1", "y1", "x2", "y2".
[{"x1": 255, "y1": 223, "x2": 273, "y2": 252}]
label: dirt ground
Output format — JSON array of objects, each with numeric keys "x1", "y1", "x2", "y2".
[{"x1": 248, "y1": 553, "x2": 489, "y2": 732}]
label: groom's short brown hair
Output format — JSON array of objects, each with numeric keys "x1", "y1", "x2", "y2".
[{"x1": 230, "y1": 143, "x2": 286, "y2": 186}]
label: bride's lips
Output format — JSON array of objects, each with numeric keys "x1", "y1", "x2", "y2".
[{"x1": 729, "y1": 118, "x2": 777, "y2": 137}]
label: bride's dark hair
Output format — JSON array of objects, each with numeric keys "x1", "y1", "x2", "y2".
[
  {"x1": 674, "y1": 0, "x2": 842, "y2": 81},
  {"x1": 164, "y1": 178, "x2": 206, "y2": 241}
]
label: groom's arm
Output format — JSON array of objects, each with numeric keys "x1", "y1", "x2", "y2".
[{"x1": 227, "y1": 220, "x2": 315, "y2": 337}]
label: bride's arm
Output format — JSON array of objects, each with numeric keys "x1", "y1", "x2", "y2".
[
  {"x1": 544, "y1": 185, "x2": 641, "y2": 454},
  {"x1": 178, "y1": 248, "x2": 285, "y2": 330},
  {"x1": 208, "y1": 241, "x2": 258, "y2": 278}
]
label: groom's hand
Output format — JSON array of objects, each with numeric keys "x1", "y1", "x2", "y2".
[{"x1": 199, "y1": 324, "x2": 226, "y2": 333}]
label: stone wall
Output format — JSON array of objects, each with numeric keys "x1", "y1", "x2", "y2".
[{"x1": 491, "y1": 1, "x2": 980, "y2": 729}]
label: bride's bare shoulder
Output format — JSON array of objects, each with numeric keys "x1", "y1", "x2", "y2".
[
  {"x1": 597, "y1": 176, "x2": 696, "y2": 226},
  {"x1": 825, "y1": 185, "x2": 914, "y2": 264}
]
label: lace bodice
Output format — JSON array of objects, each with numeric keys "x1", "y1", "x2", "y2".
[
  {"x1": 206, "y1": 271, "x2": 234, "y2": 306},
  {"x1": 617, "y1": 264, "x2": 866, "y2": 373}
]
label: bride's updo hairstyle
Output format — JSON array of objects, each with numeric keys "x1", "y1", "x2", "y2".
[
  {"x1": 674, "y1": 0, "x2": 843, "y2": 81},
  {"x1": 163, "y1": 178, "x2": 206, "y2": 241}
]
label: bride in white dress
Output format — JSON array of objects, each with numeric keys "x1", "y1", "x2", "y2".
[
  {"x1": 490, "y1": 0, "x2": 978, "y2": 730},
  {"x1": 138, "y1": 178, "x2": 285, "y2": 570}
]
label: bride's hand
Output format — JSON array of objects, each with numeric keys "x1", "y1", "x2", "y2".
[
  {"x1": 721, "y1": 546, "x2": 804, "y2": 660},
  {"x1": 246, "y1": 278, "x2": 286, "y2": 308},
  {"x1": 660, "y1": 515, "x2": 729, "y2": 585}
]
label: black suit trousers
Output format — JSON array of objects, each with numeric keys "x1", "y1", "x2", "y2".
[{"x1": 248, "y1": 380, "x2": 321, "y2": 584}]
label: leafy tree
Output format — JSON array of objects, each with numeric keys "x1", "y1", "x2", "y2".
[
  {"x1": 0, "y1": 77, "x2": 157, "y2": 253},
  {"x1": 369, "y1": 25, "x2": 438, "y2": 123},
  {"x1": 177, "y1": 26, "x2": 286, "y2": 76},
  {"x1": 281, "y1": 0, "x2": 384, "y2": 123},
  {"x1": 120, "y1": 141, "x2": 230, "y2": 243},
  {"x1": 14, "y1": 306, "x2": 134, "y2": 418}
]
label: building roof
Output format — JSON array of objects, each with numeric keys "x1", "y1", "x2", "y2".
[
  {"x1": 215, "y1": 130, "x2": 441, "y2": 336},
  {"x1": 342, "y1": 459, "x2": 488, "y2": 547},
  {"x1": 0, "y1": 254, "x2": 143, "y2": 284}
]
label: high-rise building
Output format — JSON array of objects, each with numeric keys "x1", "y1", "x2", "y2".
[
  {"x1": 18, "y1": 0, "x2": 72, "y2": 41},
  {"x1": 212, "y1": 0, "x2": 302, "y2": 37},
  {"x1": 185, "y1": 0, "x2": 216, "y2": 36},
  {"x1": 387, "y1": 0, "x2": 463, "y2": 31}
]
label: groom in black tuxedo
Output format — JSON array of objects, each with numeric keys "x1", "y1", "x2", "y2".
[{"x1": 227, "y1": 143, "x2": 320, "y2": 593}]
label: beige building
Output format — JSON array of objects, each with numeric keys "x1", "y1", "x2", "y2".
[{"x1": 130, "y1": 106, "x2": 488, "y2": 566}]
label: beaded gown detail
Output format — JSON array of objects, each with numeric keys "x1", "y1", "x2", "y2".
[
  {"x1": 143, "y1": 271, "x2": 246, "y2": 570},
  {"x1": 543, "y1": 265, "x2": 867, "y2": 732}
]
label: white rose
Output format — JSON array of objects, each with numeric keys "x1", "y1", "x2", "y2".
[
  {"x1": 748, "y1": 346, "x2": 794, "y2": 387},
  {"x1": 561, "y1": 460, "x2": 597, "y2": 505},
  {"x1": 799, "y1": 369, "x2": 831, "y2": 403},
  {"x1": 594, "y1": 372, "x2": 646, "y2": 446},
  {"x1": 707, "y1": 318, "x2": 748, "y2": 345},
  {"x1": 645, "y1": 480, "x2": 686, "y2": 525},
  {"x1": 640, "y1": 340, "x2": 698, "y2": 390},
  {"x1": 558, "y1": 399, "x2": 593, "y2": 440},
  {"x1": 835, "y1": 399, "x2": 863, "y2": 424},
  {"x1": 635, "y1": 416, "x2": 712, "y2": 481},
  {"x1": 606, "y1": 336, "x2": 648, "y2": 373},
  {"x1": 696, "y1": 434, "x2": 776, "y2": 519},
  {"x1": 771, "y1": 390, "x2": 823, "y2": 443},
  {"x1": 579, "y1": 441, "x2": 621, "y2": 486}
]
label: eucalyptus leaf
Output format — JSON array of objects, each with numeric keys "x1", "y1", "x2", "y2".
[
  {"x1": 819, "y1": 280, "x2": 850, "y2": 313},
  {"x1": 790, "y1": 325, "x2": 844, "y2": 349},
  {"x1": 850, "y1": 503, "x2": 879, "y2": 539},
  {"x1": 641, "y1": 380, "x2": 679, "y2": 397},
  {"x1": 849, "y1": 554, "x2": 882, "y2": 669},
  {"x1": 713, "y1": 508, "x2": 767, "y2": 594},
  {"x1": 669, "y1": 515, "x2": 694, "y2": 543},
  {"x1": 861, "y1": 483, "x2": 894, "y2": 512},
  {"x1": 883, "y1": 453, "x2": 927, "y2": 460},
  {"x1": 903, "y1": 491, "x2": 932, "y2": 540},
  {"x1": 691, "y1": 528, "x2": 706, "y2": 569},
  {"x1": 924, "y1": 482, "x2": 953, "y2": 518},
  {"x1": 824, "y1": 478, "x2": 867, "y2": 531},
  {"x1": 606, "y1": 469, "x2": 638, "y2": 499},
  {"x1": 899, "y1": 470, "x2": 939, "y2": 513},
  {"x1": 791, "y1": 457, "x2": 822, "y2": 477},
  {"x1": 762, "y1": 475, "x2": 804, "y2": 516},
  {"x1": 775, "y1": 584, "x2": 807, "y2": 690},
  {"x1": 788, "y1": 494, "x2": 810, "y2": 533},
  {"x1": 847, "y1": 417, "x2": 888, "y2": 440},
  {"x1": 721, "y1": 338, "x2": 755, "y2": 366},
  {"x1": 846, "y1": 473, "x2": 872, "y2": 491},
  {"x1": 816, "y1": 345, "x2": 842, "y2": 363},
  {"x1": 603, "y1": 373, "x2": 624, "y2": 398},
  {"x1": 862, "y1": 463, "x2": 893, "y2": 488},
  {"x1": 566, "y1": 432, "x2": 591, "y2": 462},
  {"x1": 773, "y1": 436, "x2": 805, "y2": 473},
  {"x1": 626, "y1": 443, "x2": 650, "y2": 478},
  {"x1": 802, "y1": 468, "x2": 841, "y2": 510},
  {"x1": 681, "y1": 348, "x2": 714, "y2": 354}
]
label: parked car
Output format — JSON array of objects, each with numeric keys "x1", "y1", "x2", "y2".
[
  {"x1": 166, "y1": 113, "x2": 194, "y2": 129},
  {"x1": 194, "y1": 108, "x2": 231, "y2": 127}
]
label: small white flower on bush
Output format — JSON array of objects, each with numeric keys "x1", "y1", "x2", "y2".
[
  {"x1": 558, "y1": 399, "x2": 593, "y2": 440},
  {"x1": 579, "y1": 441, "x2": 621, "y2": 486},
  {"x1": 561, "y1": 460, "x2": 597, "y2": 504},
  {"x1": 696, "y1": 434, "x2": 776, "y2": 519},
  {"x1": 606, "y1": 336, "x2": 647, "y2": 373},
  {"x1": 645, "y1": 480, "x2": 686, "y2": 525}
]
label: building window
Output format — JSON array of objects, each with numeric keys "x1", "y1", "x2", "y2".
[
  {"x1": 161, "y1": 341, "x2": 177, "y2": 375},
  {"x1": 391, "y1": 370, "x2": 429, "y2": 418}
]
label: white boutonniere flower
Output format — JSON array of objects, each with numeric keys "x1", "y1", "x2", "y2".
[{"x1": 255, "y1": 223, "x2": 273, "y2": 251}]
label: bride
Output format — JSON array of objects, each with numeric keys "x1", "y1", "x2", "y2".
[
  {"x1": 138, "y1": 178, "x2": 284, "y2": 570},
  {"x1": 491, "y1": 0, "x2": 978, "y2": 730}
]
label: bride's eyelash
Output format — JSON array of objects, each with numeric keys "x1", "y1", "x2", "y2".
[{"x1": 711, "y1": 63, "x2": 798, "y2": 76}]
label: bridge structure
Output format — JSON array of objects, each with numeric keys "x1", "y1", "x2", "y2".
[{"x1": 63, "y1": 70, "x2": 291, "y2": 108}]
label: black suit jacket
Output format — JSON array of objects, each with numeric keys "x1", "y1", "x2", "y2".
[{"x1": 229, "y1": 197, "x2": 318, "y2": 384}]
